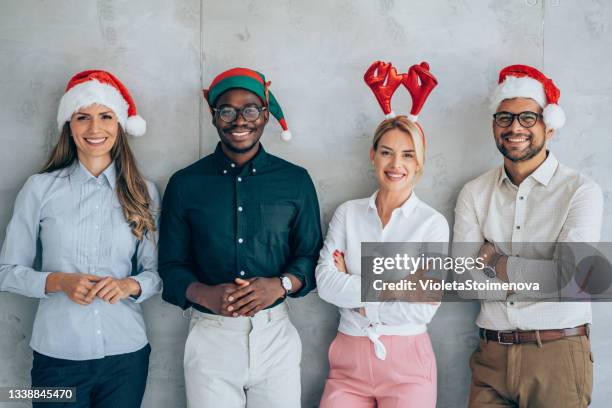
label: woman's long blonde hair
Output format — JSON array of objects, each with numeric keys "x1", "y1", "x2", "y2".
[{"x1": 41, "y1": 123, "x2": 156, "y2": 240}]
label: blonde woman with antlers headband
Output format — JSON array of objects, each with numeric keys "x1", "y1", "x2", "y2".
[{"x1": 315, "y1": 61, "x2": 448, "y2": 407}]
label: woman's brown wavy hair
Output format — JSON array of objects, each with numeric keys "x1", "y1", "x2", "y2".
[{"x1": 41, "y1": 122, "x2": 155, "y2": 240}]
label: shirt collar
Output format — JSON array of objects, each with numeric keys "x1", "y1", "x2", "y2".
[
  {"x1": 367, "y1": 189, "x2": 420, "y2": 218},
  {"x1": 69, "y1": 160, "x2": 117, "y2": 188},
  {"x1": 212, "y1": 142, "x2": 268, "y2": 175},
  {"x1": 497, "y1": 151, "x2": 558, "y2": 187},
  {"x1": 530, "y1": 151, "x2": 558, "y2": 186}
]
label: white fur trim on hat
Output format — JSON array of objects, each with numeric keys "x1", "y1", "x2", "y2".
[
  {"x1": 543, "y1": 103, "x2": 566, "y2": 129},
  {"x1": 490, "y1": 76, "x2": 547, "y2": 112},
  {"x1": 57, "y1": 79, "x2": 129, "y2": 130},
  {"x1": 407, "y1": 113, "x2": 418, "y2": 122},
  {"x1": 385, "y1": 111, "x2": 396, "y2": 119},
  {"x1": 126, "y1": 115, "x2": 146, "y2": 137}
]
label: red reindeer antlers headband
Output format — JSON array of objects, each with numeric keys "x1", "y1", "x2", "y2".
[{"x1": 364, "y1": 60, "x2": 438, "y2": 121}]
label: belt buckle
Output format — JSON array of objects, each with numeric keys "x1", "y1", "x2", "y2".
[{"x1": 497, "y1": 330, "x2": 515, "y2": 345}]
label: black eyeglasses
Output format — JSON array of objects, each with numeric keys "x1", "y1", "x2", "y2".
[
  {"x1": 493, "y1": 111, "x2": 543, "y2": 128},
  {"x1": 212, "y1": 105, "x2": 267, "y2": 123}
]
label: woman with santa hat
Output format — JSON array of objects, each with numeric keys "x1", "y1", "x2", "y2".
[{"x1": 0, "y1": 70, "x2": 160, "y2": 407}]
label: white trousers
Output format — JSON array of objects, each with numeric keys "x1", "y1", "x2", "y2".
[{"x1": 184, "y1": 302, "x2": 302, "y2": 408}]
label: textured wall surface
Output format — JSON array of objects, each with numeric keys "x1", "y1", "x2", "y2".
[{"x1": 1, "y1": 1, "x2": 611, "y2": 407}]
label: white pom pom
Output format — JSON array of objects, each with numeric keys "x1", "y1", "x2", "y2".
[
  {"x1": 126, "y1": 115, "x2": 147, "y2": 137},
  {"x1": 280, "y1": 129, "x2": 292, "y2": 142},
  {"x1": 407, "y1": 114, "x2": 419, "y2": 122},
  {"x1": 385, "y1": 111, "x2": 396, "y2": 119},
  {"x1": 543, "y1": 104, "x2": 565, "y2": 130}
]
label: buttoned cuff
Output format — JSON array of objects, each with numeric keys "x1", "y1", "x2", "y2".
[
  {"x1": 286, "y1": 270, "x2": 309, "y2": 298},
  {"x1": 34, "y1": 271, "x2": 52, "y2": 299},
  {"x1": 128, "y1": 274, "x2": 161, "y2": 304},
  {"x1": 161, "y1": 272, "x2": 199, "y2": 310}
]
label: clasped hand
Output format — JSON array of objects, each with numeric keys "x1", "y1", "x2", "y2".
[
  {"x1": 48, "y1": 272, "x2": 141, "y2": 305},
  {"x1": 196, "y1": 277, "x2": 285, "y2": 318}
]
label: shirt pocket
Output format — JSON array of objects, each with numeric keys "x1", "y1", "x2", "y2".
[
  {"x1": 247, "y1": 202, "x2": 295, "y2": 273},
  {"x1": 253, "y1": 202, "x2": 295, "y2": 243}
]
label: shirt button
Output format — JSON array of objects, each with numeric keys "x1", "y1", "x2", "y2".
[
  {"x1": 223, "y1": 169, "x2": 228, "y2": 174},
  {"x1": 519, "y1": 196, "x2": 524, "y2": 200},
  {"x1": 252, "y1": 168, "x2": 256, "y2": 173},
  {"x1": 237, "y1": 177, "x2": 242, "y2": 182},
  {"x1": 516, "y1": 226, "x2": 521, "y2": 230},
  {"x1": 509, "y1": 302, "x2": 515, "y2": 306},
  {"x1": 238, "y1": 206, "x2": 243, "y2": 212},
  {"x1": 94, "y1": 310, "x2": 99, "y2": 315},
  {"x1": 238, "y1": 238, "x2": 244, "y2": 244},
  {"x1": 231, "y1": 163, "x2": 236, "y2": 168},
  {"x1": 240, "y1": 270, "x2": 245, "y2": 276},
  {"x1": 96, "y1": 330, "x2": 101, "y2": 335},
  {"x1": 94, "y1": 225, "x2": 99, "y2": 229}
]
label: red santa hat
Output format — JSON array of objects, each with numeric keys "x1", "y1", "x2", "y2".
[
  {"x1": 57, "y1": 70, "x2": 146, "y2": 137},
  {"x1": 491, "y1": 64, "x2": 565, "y2": 130}
]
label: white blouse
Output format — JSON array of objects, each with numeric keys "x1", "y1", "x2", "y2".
[{"x1": 316, "y1": 191, "x2": 449, "y2": 359}]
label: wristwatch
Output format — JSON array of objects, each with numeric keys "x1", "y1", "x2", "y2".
[
  {"x1": 482, "y1": 253, "x2": 502, "y2": 279},
  {"x1": 280, "y1": 275, "x2": 293, "y2": 298}
]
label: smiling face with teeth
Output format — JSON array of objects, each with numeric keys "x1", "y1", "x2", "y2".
[
  {"x1": 370, "y1": 128, "x2": 421, "y2": 194},
  {"x1": 213, "y1": 88, "x2": 269, "y2": 160},
  {"x1": 493, "y1": 97, "x2": 554, "y2": 164},
  {"x1": 69, "y1": 103, "x2": 119, "y2": 165}
]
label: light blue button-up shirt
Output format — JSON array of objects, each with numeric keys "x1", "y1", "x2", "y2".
[{"x1": 0, "y1": 161, "x2": 162, "y2": 360}]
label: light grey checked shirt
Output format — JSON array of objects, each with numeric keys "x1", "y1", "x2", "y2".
[
  {"x1": 453, "y1": 152, "x2": 604, "y2": 330},
  {"x1": 0, "y1": 161, "x2": 161, "y2": 360}
]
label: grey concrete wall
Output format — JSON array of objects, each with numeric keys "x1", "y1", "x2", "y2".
[{"x1": 1, "y1": 1, "x2": 610, "y2": 407}]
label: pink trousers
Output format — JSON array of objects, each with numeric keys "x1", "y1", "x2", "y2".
[{"x1": 320, "y1": 332, "x2": 437, "y2": 408}]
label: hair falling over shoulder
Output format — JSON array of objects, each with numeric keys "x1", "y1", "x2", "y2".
[{"x1": 41, "y1": 123, "x2": 156, "y2": 241}]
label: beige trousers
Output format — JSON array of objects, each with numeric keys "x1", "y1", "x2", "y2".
[
  {"x1": 184, "y1": 302, "x2": 302, "y2": 408},
  {"x1": 469, "y1": 335, "x2": 593, "y2": 408}
]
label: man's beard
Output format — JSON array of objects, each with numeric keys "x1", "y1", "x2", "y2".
[
  {"x1": 219, "y1": 131, "x2": 262, "y2": 154},
  {"x1": 496, "y1": 131, "x2": 545, "y2": 163}
]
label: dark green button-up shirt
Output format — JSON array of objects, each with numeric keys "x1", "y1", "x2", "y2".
[{"x1": 159, "y1": 143, "x2": 323, "y2": 313}]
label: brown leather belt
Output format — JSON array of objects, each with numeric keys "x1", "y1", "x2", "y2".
[{"x1": 479, "y1": 325, "x2": 588, "y2": 345}]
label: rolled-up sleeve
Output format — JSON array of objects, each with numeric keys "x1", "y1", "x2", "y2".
[
  {"x1": 0, "y1": 175, "x2": 51, "y2": 298},
  {"x1": 158, "y1": 174, "x2": 199, "y2": 309},
  {"x1": 284, "y1": 170, "x2": 323, "y2": 297}
]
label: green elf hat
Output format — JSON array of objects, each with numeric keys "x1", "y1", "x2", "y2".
[{"x1": 204, "y1": 67, "x2": 292, "y2": 141}]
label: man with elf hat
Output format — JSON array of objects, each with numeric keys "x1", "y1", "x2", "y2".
[
  {"x1": 158, "y1": 67, "x2": 322, "y2": 407},
  {"x1": 453, "y1": 64, "x2": 603, "y2": 407}
]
